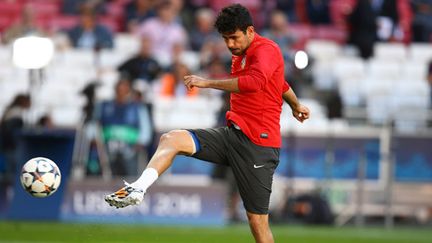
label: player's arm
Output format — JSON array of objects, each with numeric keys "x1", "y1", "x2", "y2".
[
  {"x1": 184, "y1": 75, "x2": 240, "y2": 92},
  {"x1": 283, "y1": 88, "x2": 310, "y2": 123},
  {"x1": 184, "y1": 45, "x2": 276, "y2": 93}
]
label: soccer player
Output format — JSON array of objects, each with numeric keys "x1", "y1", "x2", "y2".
[{"x1": 105, "y1": 4, "x2": 310, "y2": 243}]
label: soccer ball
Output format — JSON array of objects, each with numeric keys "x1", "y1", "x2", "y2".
[{"x1": 20, "y1": 157, "x2": 62, "y2": 198}]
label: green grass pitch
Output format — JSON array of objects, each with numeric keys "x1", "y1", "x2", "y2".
[{"x1": 0, "y1": 221, "x2": 431, "y2": 243}]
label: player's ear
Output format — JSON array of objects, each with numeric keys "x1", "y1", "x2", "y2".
[
  {"x1": 246, "y1": 26, "x2": 254, "y2": 35},
  {"x1": 246, "y1": 26, "x2": 254, "y2": 39}
]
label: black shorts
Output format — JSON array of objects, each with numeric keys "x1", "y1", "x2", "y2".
[{"x1": 187, "y1": 126, "x2": 280, "y2": 214}]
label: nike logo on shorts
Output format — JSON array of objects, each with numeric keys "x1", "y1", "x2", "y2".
[{"x1": 253, "y1": 164, "x2": 265, "y2": 169}]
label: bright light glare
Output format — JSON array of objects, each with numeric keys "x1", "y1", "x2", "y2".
[
  {"x1": 13, "y1": 36, "x2": 54, "y2": 69},
  {"x1": 294, "y1": 50, "x2": 308, "y2": 69}
]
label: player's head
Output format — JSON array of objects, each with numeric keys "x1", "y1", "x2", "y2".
[{"x1": 215, "y1": 4, "x2": 254, "y2": 56}]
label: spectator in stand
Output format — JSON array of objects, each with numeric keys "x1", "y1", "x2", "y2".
[
  {"x1": 117, "y1": 36, "x2": 162, "y2": 84},
  {"x1": 204, "y1": 57, "x2": 230, "y2": 80},
  {"x1": 138, "y1": 0, "x2": 188, "y2": 66},
  {"x1": 62, "y1": 0, "x2": 107, "y2": 15},
  {"x1": 411, "y1": 0, "x2": 432, "y2": 42},
  {"x1": 2, "y1": 6, "x2": 45, "y2": 44},
  {"x1": 67, "y1": 8, "x2": 114, "y2": 49},
  {"x1": 37, "y1": 114, "x2": 55, "y2": 129},
  {"x1": 262, "y1": 10, "x2": 298, "y2": 91},
  {"x1": 159, "y1": 62, "x2": 198, "y2": 98},
  {"x1": 305, "y1": 0, "x2": 331, "y2": 24},
  {"x1": 0, "y1": 94, "x2": 31, "y2": 186},
  {"x1": 276, "y1": 0, "x2": 298, "y2": 22},
  {"x1": 95, "y1": 78, "x2": 152, "y2": 176},
  {"x1": 372, "y1": 0, "x2": 412, "y2": 43},
  {"x1": 189, "y1": 8, "x2": 218, "y2": 52},
  {"x1": 199, "y1": 37, "x2": 231, "y2": 70},
  {"x1": 124, "y1": 0, "x2": 156, "y2": 33},
  {"x1": 347, "y1": 0, "x2": 377, "y2": 59},
  {"x1": 262, "y1": 10, "x2": 297, "y2": 59}
]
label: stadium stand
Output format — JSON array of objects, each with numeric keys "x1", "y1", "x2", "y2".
[{"x1": 1, "y1": 0, "x2": 432, "y2": 227}]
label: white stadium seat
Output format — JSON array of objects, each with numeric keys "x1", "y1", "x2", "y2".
[
  {"x1": 152, "y1": 97, "x2": 220, "y2": 132},
  {"x1": 338, "y1": 78, "x2": 363, "y2": 107},
  {"x1": 367, "y1": 59, "x2": 401, "y2": 80},
  {"x1": 305, "y1": 40, "x2": 341, "y2": 61},
  {"x1": 51, "y1": 106, "x2": 83, "y2": 127},
  {"x1": 374, "y1": 42, "x2": 407, "y2": 62},
  {"x1": 400, "y1": 62, "x2": 428, "y2": 80},
  {"x1": 408, "y1": 43, "x2": 432, "y2": 62},
  {"x1": 114, "y1": 34, "x2": 140, "y2": 56},
  {"x1": 334, "y1": 57, "x2": 366, "y2": 81}
]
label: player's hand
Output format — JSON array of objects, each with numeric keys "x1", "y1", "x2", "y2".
[
  {"x1": 292, "y1": 104, "x2": 310, "y2": 123},
  {"x1": 184, "y1": 75, "x2": 208, "y2": 90}
]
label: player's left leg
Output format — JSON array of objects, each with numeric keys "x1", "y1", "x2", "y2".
[{"x1": 247, "y1": 212, "x2": 274, "y2": 243}]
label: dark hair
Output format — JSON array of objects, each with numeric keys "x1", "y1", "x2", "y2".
[{"x1": 214, "y1": 4, "x2": 253, "y2": 34}]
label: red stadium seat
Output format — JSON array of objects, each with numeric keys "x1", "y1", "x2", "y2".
[
  {"x1": 314, "y1": 25, "x2": 347, "y2": 43},
  {"x1": 25, "y1": 2, "x2": 60, "y2": 18},
  {"x1": 0, "y1": 1, "x2": 22, "y2": 19},
  {"x1": 99, "y1": 17, "x2": 121, "y2": 33},
  {"x1": 0, "y1": 16, "x2": 13, "y2": 32},
  {"x1": 49, "y1": 15, "x2": 79, "y2": 32}
]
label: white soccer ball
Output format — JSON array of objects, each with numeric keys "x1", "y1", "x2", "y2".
[{"x1": 20, "y1": 157, "x2": 62, "y2": 198}]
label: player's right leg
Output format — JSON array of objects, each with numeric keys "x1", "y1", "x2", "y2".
[{"x1": 104, "y1": 130, "x2": 196, "y2": 208}]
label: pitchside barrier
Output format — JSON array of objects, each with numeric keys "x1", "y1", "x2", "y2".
[{"x1": 1, "y1": 126, "x2": 432, "y2": 226}]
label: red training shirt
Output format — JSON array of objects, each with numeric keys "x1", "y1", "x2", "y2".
[{"x1": 226, "y1": 33, "x2": 290, "y2": 148}]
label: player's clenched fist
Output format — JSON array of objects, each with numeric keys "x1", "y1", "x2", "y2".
[{"x1": 184, "y1": 75, "x2": 208, "y2": 90}]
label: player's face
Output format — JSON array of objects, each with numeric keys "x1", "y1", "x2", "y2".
[{"x1": 222, "y1": 26, "x2": 254, "y2": 56}]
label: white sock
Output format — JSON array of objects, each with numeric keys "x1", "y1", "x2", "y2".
[{"x1": 130, "y1": 168, "x2": 159, "y2": 193}]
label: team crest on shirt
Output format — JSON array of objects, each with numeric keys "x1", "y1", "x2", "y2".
[{"x1": 241, "y1": 56, "x2": 246, "y2": 69}]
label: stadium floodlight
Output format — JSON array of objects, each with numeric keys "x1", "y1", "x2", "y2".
[
  {"x1": 294, "y1": 50, "x2": 308, "y2": 70},
  {"x1": 13, "y1": 36, "x2": 54, "y2": 69}
]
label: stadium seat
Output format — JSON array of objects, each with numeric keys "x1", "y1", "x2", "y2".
[
  {"x1": 391, "y1": 81, "x2": 430, "y2": 132},
  {"x1": 366, "y1": 92, "x2": 393, "y2": 125},
  {"x1": 305, "y1": 40, "x2": 341, "y2": 61},
  {"x1": 312, "y1": 61, "x2": 336, "y2": 90},
  {"x1": 362, "y1": 78, "x2": 392, "y2": 97},
  {"x1": 60, "y1": 49, "x2": 96, "y2": 68},
  {"x1": 314, "y1": 25, "x2": 347, "y2": 43},
  {"x1": 408, "y1": 43, "x2": 432, "y2": 63},
  {"x1": 99, "y1": 49, "x2": 129, "y2": 69},
  {"x1": 114, "y1": 34, "x2": 140, "y2": 56},
  {"x1": 280, "y1": 100, "x2": 330, "y2": 134},
  {"x1": 51, "y1": 106, "x2": 83, "y2": 127},
  {"x1": 48, "y1": 15, "x2": 79, "y2": 32},
  {"x1": 333, "y1": 57, "x2": 366, "y2": 81},
  {"x1": 25, "y1": 1, "x2": 60, "y2": 18},
  {"x1": 46, "y1": 65, "x2": 95, "y2": 88},
  {"x1": 99, "y1": 69, "x2": 120, "y2": 87},
  {"x1": 338, "y1": 78, "x2": 363, "y2": 107},
  {"x1": 0, "y1": 15, "x2": 14, "y2": 33},
  {"x1": 367, "y1": 59, "x2": 401, "y2": 80},
  {"x1": 99, "y1": 16, "x2": 121, "y2": 33},
  {"x1": 401, "y1": 62, "x2": 428, "y2": 80},
  {"x1": 374, "y1": 42, "x2": 407, "y2": 62},
  {"x1": 0, "y1": 1, "x2": 22, "y2": 18},
  {"x1": 178, "y1": 51, "x2": 200, "y2": 72},
  {"x1": 152, "y1": 97, "x2": 219, "y2": 132},
  {"x1": 95, "y1": 84, "x2": 115, "y2": 101}
]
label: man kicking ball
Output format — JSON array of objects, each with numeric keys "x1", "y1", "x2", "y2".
[{"x1": 105, "y1": 4, "x2": 310, "y2": 243}]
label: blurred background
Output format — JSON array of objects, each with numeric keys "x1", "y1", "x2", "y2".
[{"x1": 0, "y1": 0, "x2": 432, "y2": 240}]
